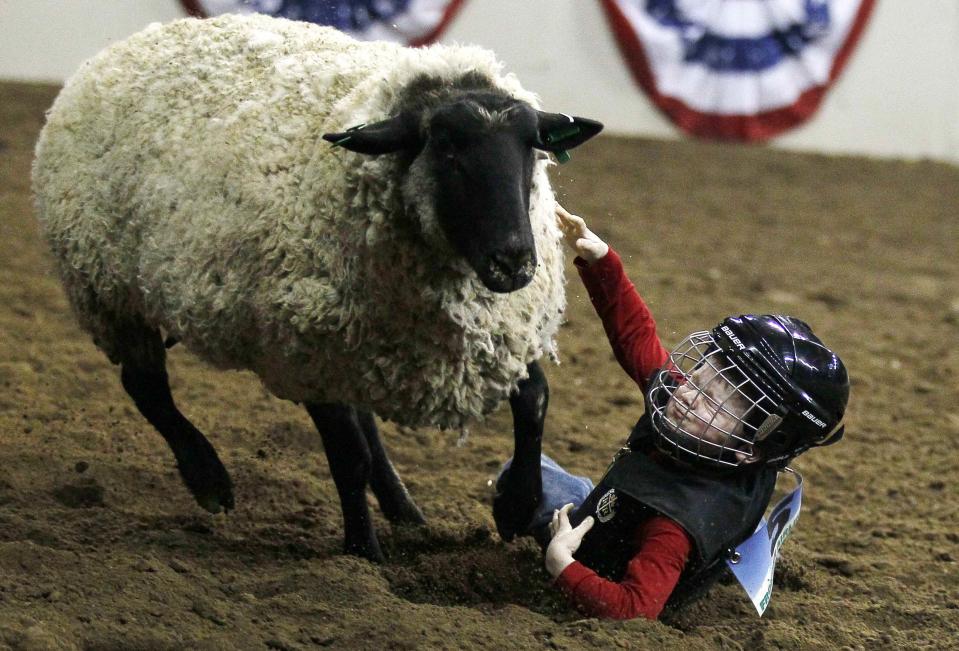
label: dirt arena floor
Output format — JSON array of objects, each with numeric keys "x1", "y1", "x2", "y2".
[{"x1": 1, "y1": 79, "x2": 957, "y2": 650}]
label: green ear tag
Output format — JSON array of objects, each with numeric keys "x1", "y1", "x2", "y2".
[{"x1": 555, "y1": 150, "x2": 571, "y2": 164}]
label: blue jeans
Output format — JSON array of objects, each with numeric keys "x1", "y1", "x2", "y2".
[{"x1": 496, "y1": 454, "x2": 595, "y2": 534}]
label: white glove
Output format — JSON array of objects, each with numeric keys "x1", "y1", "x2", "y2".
[
  {"x1": 555, "y1": 204, "x2": 609, "y2": 264},
  {"x1": 544, "y1": 503, "x2": 595, "y2": 578}
]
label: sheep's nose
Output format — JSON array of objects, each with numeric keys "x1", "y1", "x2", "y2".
[{"x1": 490, "y1": 249, "x2": 534, "y2": 277}]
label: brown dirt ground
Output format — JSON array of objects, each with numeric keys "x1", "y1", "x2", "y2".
[{"x1": 1, "y1": 79, "x2": 957, "y2": 651}]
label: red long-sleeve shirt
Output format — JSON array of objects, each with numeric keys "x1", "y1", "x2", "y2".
[{"x1": 553, "y1": 248, "x2": 693, "y2": 620}]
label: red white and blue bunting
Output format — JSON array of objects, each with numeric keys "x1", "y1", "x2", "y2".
[
  {"x1": 599, "y1": 0, "x2": 876, "y2": 141},
  {"x1": 180, "y1": 0, "x2": 466, "y2": 46}
]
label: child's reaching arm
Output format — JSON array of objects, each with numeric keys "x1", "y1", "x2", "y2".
[{"x1": 556, "y1": 205, "x2": 668, "y2": 391}]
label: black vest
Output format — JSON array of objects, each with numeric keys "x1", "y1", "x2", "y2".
[{"x1": 568, "y1": 414, "x2": 778, "y2": 606}]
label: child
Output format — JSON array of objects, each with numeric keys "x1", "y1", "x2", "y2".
[{"x1": 497, "y1": 204, "x2": 850, "y2": 620}]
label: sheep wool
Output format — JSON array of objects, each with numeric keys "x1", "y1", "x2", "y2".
[{"x1": 33, "y1": 14, "x2": 567, "y2": 430}]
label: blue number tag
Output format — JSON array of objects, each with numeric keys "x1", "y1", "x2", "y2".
[{"x1": 726, "y1": 469, "x2": 803, "y2": 616}]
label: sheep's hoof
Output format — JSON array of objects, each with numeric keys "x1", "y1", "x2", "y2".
[
  {"x1": 492, "y1": 490, "x2": 537, "y2": 543},
  {"x1": 175, "y1": 452, "x2": 235, "y2": 515},
  {"x1": 195, "y1": 492, "x2": 230, "y2": 515},
  {"x1": 386, "y1": 501, "x2": 427, "y2": 526},
  {"x1": 345, "y1": 537, "x2": 385, "y2": 564},
  {"x1": 189, "y1": 474, "x2": 235, "y2": 515}
]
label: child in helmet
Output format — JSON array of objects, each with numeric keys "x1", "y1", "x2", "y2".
[{"x1": 495, "y1": 204, "x2": 849, "y2": 620}]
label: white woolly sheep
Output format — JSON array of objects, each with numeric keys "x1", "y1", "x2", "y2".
[{"x1": 32, "y1": 14, "x2": 602, "y2": 561}]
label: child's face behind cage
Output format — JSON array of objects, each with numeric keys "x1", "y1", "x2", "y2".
[{"x1": 664, "y1": 362, "x2": 756, "y2": 463}]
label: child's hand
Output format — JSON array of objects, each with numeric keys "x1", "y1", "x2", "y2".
[
  {"x1": 555, "y1": 204, "x2": 609, "y2": 264},
  {"x1": 544, "y1": 503, "x2": 595, "y2": 578}
]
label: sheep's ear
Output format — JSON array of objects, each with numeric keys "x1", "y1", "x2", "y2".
[
  {"x1": 322, "y1": 113, "x2": 421, "y2": 155},
  {"x1": 534, "y1": 112, "x2": 604, "y2": 155}
]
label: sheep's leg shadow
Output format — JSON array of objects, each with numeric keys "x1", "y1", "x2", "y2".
[
  {"x1": 306, "y1": 402, "x2": 384, "y2": 563},
  {"x1": 116, "y1": 318, "x2": 234, "y2": 514},
  {"x1": 355, "y1": 408, "x2": 426, "y2": 526},
  {"x1": 493, "y1": 360, "x2": 547, "y2": 542}
]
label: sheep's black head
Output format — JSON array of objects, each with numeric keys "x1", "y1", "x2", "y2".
[{"x1": 323, "y1": 95, "x2": 602, "y2": 293}]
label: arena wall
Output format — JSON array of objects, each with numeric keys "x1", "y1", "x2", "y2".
[{"x1": 1, "y1": 0, "x2": 956, "y2": 163}]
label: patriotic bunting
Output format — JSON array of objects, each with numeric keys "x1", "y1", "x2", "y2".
[
  {"x1": 180, "y1": 0, "x2": 466, "y2": 46},
  {"x1": 599, "y1": 0, "x2": 876, "y2": 141},
  {"x1": 180, "y1": 1, "x2": 875, "y2": 140}
]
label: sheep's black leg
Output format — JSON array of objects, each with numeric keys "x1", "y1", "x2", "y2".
[
  {"x1": 493, "y1": 360, "x2": 547, "y2": 542},
  {"x1": 355, "y1": 409, "x2": 426, "y2": 526},
  {"x1": 305, "y1": 402, "x2": 384, "y2": 563},
  {"x1": 116, "y1": 321, "x2": 234, "y2": 514}
]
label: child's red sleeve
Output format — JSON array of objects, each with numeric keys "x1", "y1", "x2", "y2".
[
  {"x1": 553, "y1": 515, "x2": 692, "y2": 620},
  {"x1": 574, "y1": 249, "x2": 669, "y2": 391}
]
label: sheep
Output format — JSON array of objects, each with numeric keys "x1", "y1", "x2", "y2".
[{"x1": 32, "y1": 13, "x2": 602, "y2": 561}]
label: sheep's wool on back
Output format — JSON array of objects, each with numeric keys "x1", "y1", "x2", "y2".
[{"x1": 33, "y1": 14, "x2": 567, "y2": 430}]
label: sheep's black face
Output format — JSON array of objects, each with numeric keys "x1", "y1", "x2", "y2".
[
  {"x1": 426, "y1": 99, "x2": 540, "y2": 293},
  {"x1": 322, "y1": 94, "x2": 603, "y2": 293}
]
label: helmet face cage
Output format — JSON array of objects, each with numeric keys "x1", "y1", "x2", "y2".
[{"x1": 647, "y1": 331, "x2": 785, "y2": 469}]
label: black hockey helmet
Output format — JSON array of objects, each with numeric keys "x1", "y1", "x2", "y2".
[{"x1": 647, "y1": 314, "x2": 849, "y2": 470}]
